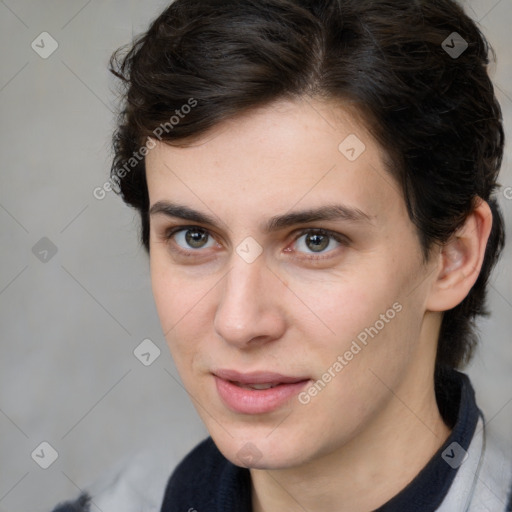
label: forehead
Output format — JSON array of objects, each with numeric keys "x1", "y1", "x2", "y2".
[{"x1": 144, "y1": 97, "x2": 404, "y2": 228}]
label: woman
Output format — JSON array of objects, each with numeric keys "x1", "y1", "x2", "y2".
[{"x1": 52, "y1": 0, "x2": 511, "y2": 510}]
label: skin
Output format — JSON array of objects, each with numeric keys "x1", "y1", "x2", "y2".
[{"x1": 145, "y1": 97, "x2": 492, "y2": 512}]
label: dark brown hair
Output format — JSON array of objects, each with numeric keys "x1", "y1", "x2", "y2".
[{"x1": 109, "y1": 0, "x2": 505, "y2": 373}]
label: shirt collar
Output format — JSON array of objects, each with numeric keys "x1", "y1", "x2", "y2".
[{"x1": 375, "y1": 369, "x2": 480, "y2": 512}]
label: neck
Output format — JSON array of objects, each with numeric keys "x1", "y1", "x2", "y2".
[{"x1": 250, "y1": 363, "x2": 451, "y2": 512}]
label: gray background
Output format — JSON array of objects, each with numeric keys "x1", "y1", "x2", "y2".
[{"x1": 0, "y1": 1, "x2": 511, "y2": 511}]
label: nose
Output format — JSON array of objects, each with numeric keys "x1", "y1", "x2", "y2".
[{"x1": 213, "y1": 255, "x2": 287, "y2": 349}]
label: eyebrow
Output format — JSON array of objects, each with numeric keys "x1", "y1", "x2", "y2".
[{"x1": 149, "y1": 201, "x2": 374, "y2": 233}]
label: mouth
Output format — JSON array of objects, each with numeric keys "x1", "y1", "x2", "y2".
[
  {"x1": 230, "y1": 382, "x2": 282, "y2": 390},
  {"x1": 213, "y1": 368, "x2": 310, "y2": 387},
  {"x1": 212, "y1": 369, "x2": 311, "y2": 414}
]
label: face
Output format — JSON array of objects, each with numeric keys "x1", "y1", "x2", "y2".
[{"x1": 146, "y1": 98, "x2": 438, "y2": 470}]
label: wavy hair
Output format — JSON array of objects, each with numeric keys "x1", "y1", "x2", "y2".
[{"x1": 109, "y1": 0, "x2": 505, "y2": 373}]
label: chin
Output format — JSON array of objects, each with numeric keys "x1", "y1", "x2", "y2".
[{"x1": 208, "y1": 423, "x2": 312, "y2": 469}]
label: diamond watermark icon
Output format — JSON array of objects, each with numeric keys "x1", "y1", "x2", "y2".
[
  {"x1": 236, "y1": 236, "x2": 263, "y2": 264},
  {"x1": 237, "y1": 442, "x2": 263, "y2": 466},
  {"x1": 338, "y1": 134, "x2": 366, "y2": 162},
  {"x1": 31, "y1": 32, "x2": 59, "y2": 59},
  {"x1": 31, "y1": 442, "x2": 59, "y2": 469},
  {"x1": 442, "y1": 32, "x2": 468, "y2": 59},
  {"x1": 134, "y1": 338, "x2": 161, "y2": 366},
  {"x1": 441, "y1": 441, "x2": 468, "y2": 469},
  {"x1": 32, "y1": 237, "x2": 58, "y2": 263}
]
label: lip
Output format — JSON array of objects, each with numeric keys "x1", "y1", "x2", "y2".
[
  {"x1": 212, "y1": 369, "x2": 311, "y2": 414},
  {"x1": 213, "y1": 369, "x2": 309, "y2": 385}
]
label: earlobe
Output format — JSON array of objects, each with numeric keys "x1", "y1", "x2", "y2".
[{"x1": 426, "y1": 199, "x2": 492, "y2": 312}]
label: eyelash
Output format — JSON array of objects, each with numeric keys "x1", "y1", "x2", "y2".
[{"x1": 162, "y1": 226, "x2": 350, "y2": 262}]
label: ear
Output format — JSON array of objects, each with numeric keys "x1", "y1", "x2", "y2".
[{"x1": 426, "y1": 198, "x2": 493, "y2": 312}]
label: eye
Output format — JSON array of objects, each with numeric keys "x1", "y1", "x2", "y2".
[
  {"x1": 290, "y1": 229, "x2": 348, "y2": 257},
  {"x1": 167, "y1": 227, "x2": 217, "y2": 251}
]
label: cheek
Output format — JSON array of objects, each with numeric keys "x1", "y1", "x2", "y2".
[
  {"x1": 150, "y1": 252, "x2": 211, "y2": 358},
  {"x1": 317, "y1": 282, "x2": 423, "y2": 401},
  {"x1": 292, "y1": 263, "x2": 420, "y2": 394},
  {"x1": 290, "y1": 268, "x2": 400, "y2": 346}
]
